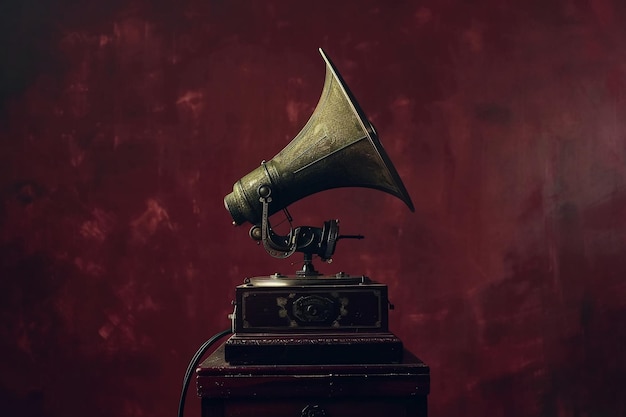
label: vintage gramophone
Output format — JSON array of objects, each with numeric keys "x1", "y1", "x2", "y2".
[{"x1": 223, "y1": 49, "x2": 414, "y2": 365}]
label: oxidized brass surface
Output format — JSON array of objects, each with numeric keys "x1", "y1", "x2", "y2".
[{"x1": 224, "y1": 48, "x2": 414, "y2": 226}]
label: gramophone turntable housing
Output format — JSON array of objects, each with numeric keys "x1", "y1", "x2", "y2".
[
  {"x1": 225, "y1": 273, "x2": 403, "y2": 365},
  {"x1": 222, "y1": 49, "x2": 414, "y2": 366}
]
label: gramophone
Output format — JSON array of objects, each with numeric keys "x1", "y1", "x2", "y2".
[{"x1": 223, "y1": 48, "x2": 414, "y2": 365}]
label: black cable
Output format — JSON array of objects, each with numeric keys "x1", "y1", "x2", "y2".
[{"x1": 177, "y1": 328, "x2": 232, "y2": 417}]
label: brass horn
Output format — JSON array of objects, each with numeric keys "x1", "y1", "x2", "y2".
[{"x1": 224, "y1": 48, "x2": 413, "y2": 271}]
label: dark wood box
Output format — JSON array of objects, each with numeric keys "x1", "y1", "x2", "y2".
[
  {"x1": 226, "y1": 275, "x2": 404, "y2": 365},
  {"x1": 234, "y1": 280, "x2": 390, "y2": 333},
  {"x1": 197, "y1": 344, "x2": 430, "y2": 417}
]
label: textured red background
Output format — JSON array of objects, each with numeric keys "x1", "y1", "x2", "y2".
[{"x1": 2, "y1": 1, "x2": 626, "y2": 416}]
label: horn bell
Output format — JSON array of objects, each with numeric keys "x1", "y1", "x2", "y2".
[{"x1": 224, "y1": 48, "x2": 414, "y2": 226}]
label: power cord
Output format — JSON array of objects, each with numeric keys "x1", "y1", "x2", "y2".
[{"x1": 177, "y1": 328, "x2": 232, "y2": 417}]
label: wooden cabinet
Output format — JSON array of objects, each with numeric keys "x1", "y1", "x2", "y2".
[{"x1": 197, "y1": 344, "x2": 429, "y2": 417}]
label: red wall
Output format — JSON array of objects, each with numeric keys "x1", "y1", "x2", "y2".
[{"x1": 2, "y1": 1, "x2": 626, "y2": 416}]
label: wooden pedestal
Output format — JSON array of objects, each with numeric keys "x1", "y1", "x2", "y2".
[{"x1": 196, "y1": 344, "x2": 430, "y2": 417}]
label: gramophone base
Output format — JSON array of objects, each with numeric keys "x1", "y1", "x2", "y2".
[
  {"x1": 224, "y1": 332, "x2": 403, "y2": 365},
  {"x1": 234, "y1": 275, "x2": 391, "y2": 333}
]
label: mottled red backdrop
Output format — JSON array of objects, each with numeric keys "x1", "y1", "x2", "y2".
[{"x1": 2, "y1": 0, "x2": 626, "y2": 416}]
